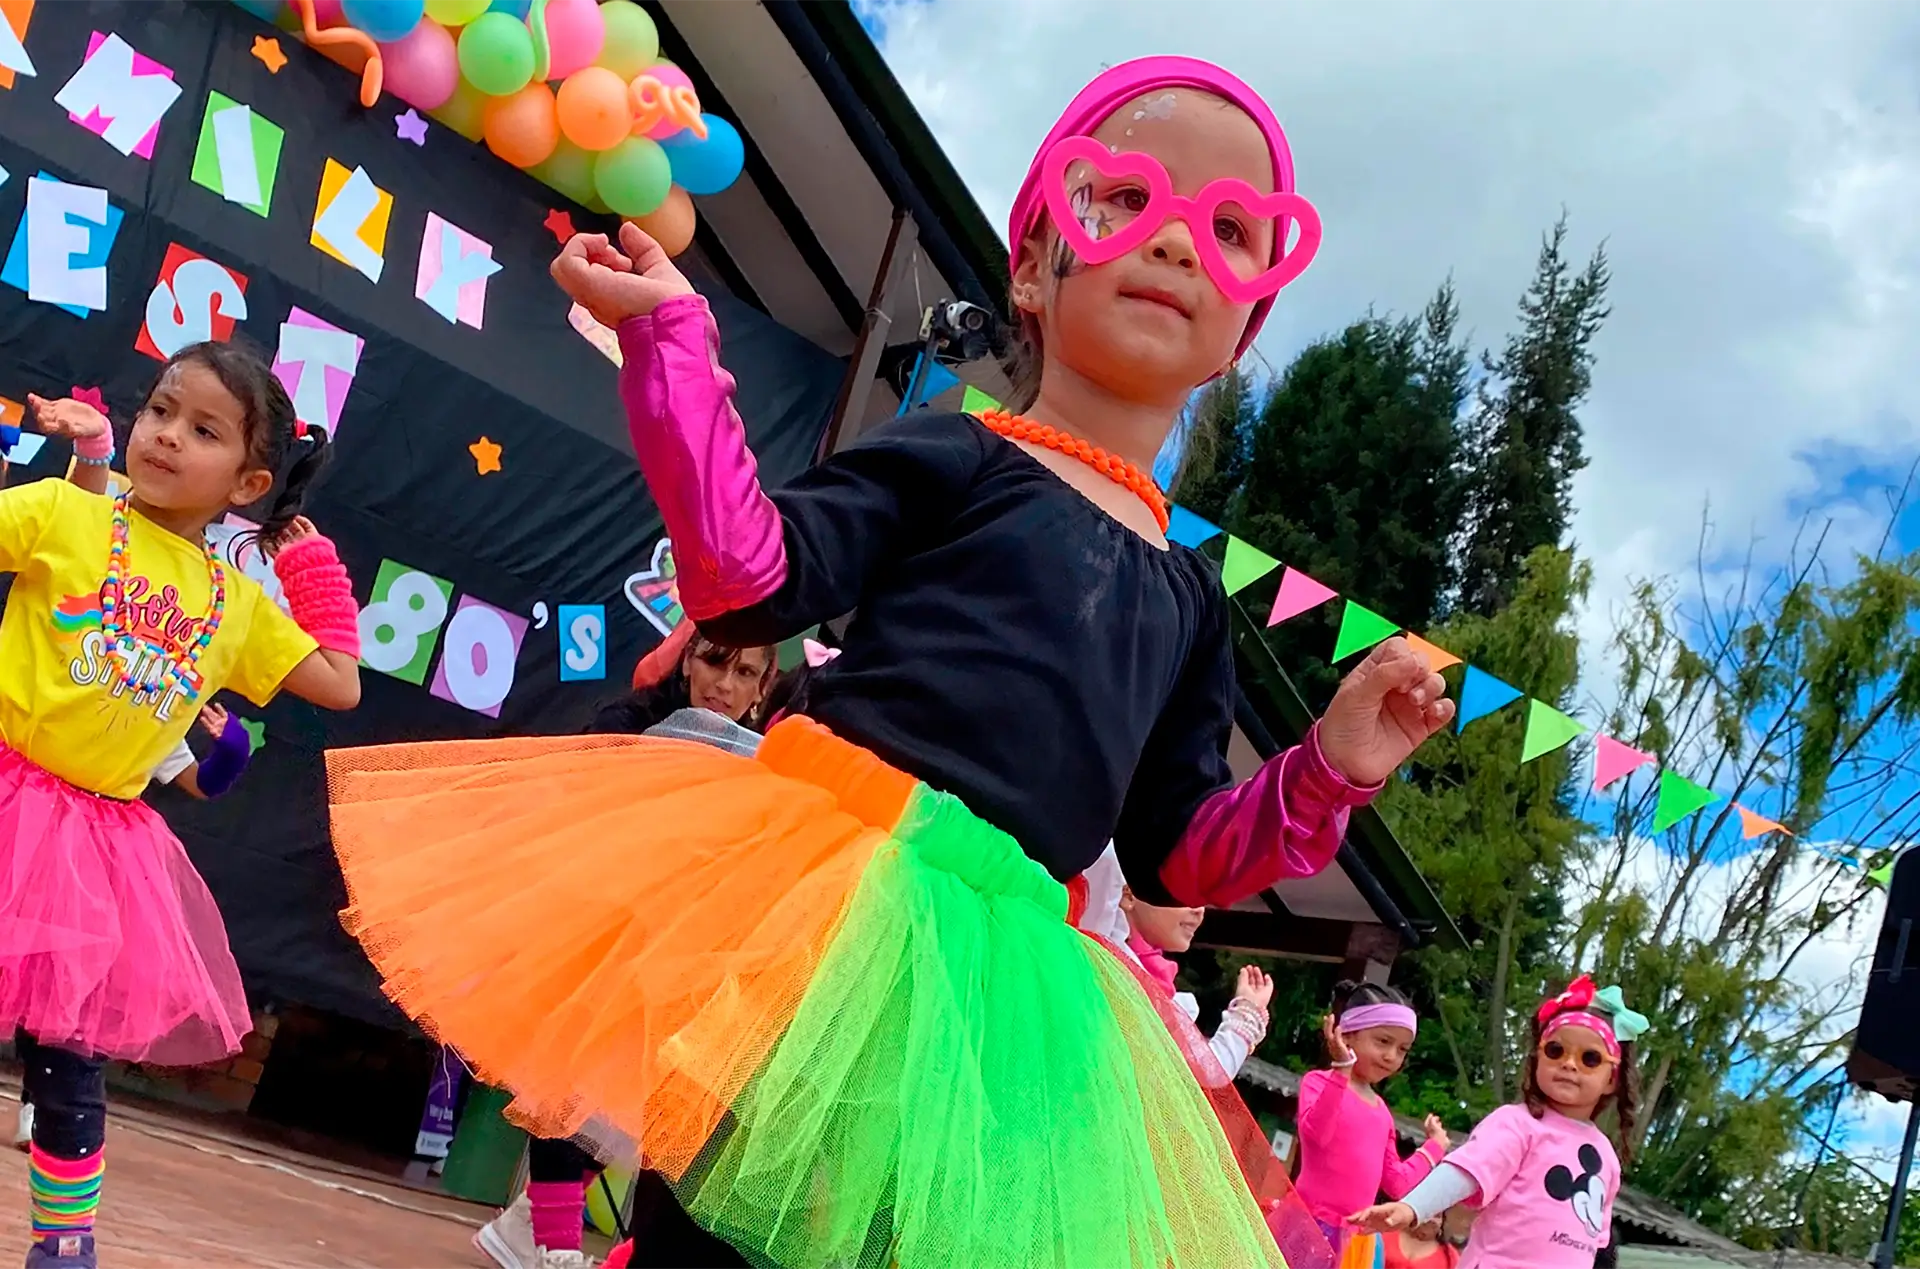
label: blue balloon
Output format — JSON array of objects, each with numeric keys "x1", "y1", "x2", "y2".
[
  {"x1": 231, "y1": 0, "x2": 287, "y2": 20},
  {"x1": 487, "y1": 0, "x2": 531, "y2": 17},
  {"x1": 660, "y1": 116, "x2": 744, "y2": 197},
  {"x1": 340, "y1": 0, "x2": 424, "y2": 41}
]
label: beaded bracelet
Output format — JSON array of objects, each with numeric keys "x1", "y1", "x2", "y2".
[{"x1": 74, "y1": 447, "x2": 116, "y2": 468}]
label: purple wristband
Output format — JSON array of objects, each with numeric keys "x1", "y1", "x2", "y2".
[{"x1": 194, "y1": 714, "x2": 253, "y2": 799}]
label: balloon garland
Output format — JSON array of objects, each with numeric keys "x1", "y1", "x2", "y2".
[{"x1": 238, "y1": 0, "x2": 744, "y2": 253}]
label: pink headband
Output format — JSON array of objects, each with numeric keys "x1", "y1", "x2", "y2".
[
  {"x1": 1541, "y1": 1010, "x2": 1620, "y2": 1059},
  {"x1": 1006, "y1": 56, "x2": 1303, "y2": 361},
  {"x1": 1338, "y1": 1003, "x2": 1417, "y2": 1036}
]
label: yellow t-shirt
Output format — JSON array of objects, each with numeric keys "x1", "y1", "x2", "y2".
[{"x1": 0, "y1": 480, "x2": 317, "y2": 799}]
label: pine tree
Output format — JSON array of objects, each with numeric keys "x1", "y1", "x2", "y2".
[{"x1": 1456, "y1": 214, "x2": 1611, "y2": 616}]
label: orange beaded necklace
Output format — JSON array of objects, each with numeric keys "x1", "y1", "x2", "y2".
[{"x1": 974, "y1": 408, "x2": 1171, "y2": 534}]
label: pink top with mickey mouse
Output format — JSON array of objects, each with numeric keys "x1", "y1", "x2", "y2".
[{"x1": 1447, "y1": 1104, "x2": 1618, "y2": 1269}]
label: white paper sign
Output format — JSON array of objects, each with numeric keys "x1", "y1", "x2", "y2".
[
  {"x1": 312, "y1": 166, "x2": 386, "y2": 282},
  {"x1": 53, "y1": 33, "x2": 181, "y2": 158},
  {"x1": 25, "y1": 177, "x2": 109, "y2": 311}
]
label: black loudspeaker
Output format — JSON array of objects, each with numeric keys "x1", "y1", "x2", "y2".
[{"x1": 1851, "y1": 850, "x2": 1920, "y2": 1100}]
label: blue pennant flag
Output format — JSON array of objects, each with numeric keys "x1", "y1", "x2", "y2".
[
  {"x1": 1456, "y1": 666, "x2": 1523, "y2": 732},
  {"x1": 1166, "y1": 506, "x2": 1224, "y2": 549},
  {"x1": 897, "y1": 352, "x2": 961, "y2": 414}
]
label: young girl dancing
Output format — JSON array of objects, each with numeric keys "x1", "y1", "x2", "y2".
[
  {"x1": 1, "y1": 348, "x2": 361, "y2": 1267},
  {"x1": 1293, "y1": 982, "x2": 1450, "y2": 1266},
  {"x1": 1351, "y1": 977, "x2": 1644, "y2": 1268},
  {"x1": 326, "y1": 56, "x2": 1456, "y2": 1269}
]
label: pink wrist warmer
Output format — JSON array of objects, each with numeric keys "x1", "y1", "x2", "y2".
[
  {"x1": 616, "y1": 295, "x2": 789, "y2": 621},
  {"x1": 74, "y1": 427, "x2": 113, "y2": 461},
  {"x1": 273, "y1": 535, "x2": 361, "y2": 658},
  {"x1": 1159, "y1": 722, "x2": 1382, "y2": 909}
]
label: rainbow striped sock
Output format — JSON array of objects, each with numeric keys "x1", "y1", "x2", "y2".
[{"x1": 28, "y1": 1144, "x2": 103, "y2": 1238}]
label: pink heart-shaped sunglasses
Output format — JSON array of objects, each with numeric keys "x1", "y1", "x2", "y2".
[{"x1": 1039, "y1": 135, "x2": 1323, "y2": 305}]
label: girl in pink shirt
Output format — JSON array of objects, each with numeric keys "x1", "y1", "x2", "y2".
[
  {"x1": 1351, "y1": 976, "x2": 1646, "y2": 1269},
  {"x1": 1293, "y1": 982, "x2": 1451, "y2": 1263}
]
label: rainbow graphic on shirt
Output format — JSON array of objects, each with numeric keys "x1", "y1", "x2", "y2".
[
  {"x1": 623, "y1": 538, "x2": 683, "y2": 638},
  {"x1": 50, "y1": 592, "x2": 103, "y2": 634}
]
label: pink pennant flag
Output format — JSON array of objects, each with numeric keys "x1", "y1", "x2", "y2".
[
  {"x1": 1735, "y1": 804, "x2": 1790, "y2": 840},
  {"x1": 1592, "y1": 734, "x2": 1655, "y2": 792},
  {"x1": 1267, "y1": 567, "x2": 1339, "y2": 627}
]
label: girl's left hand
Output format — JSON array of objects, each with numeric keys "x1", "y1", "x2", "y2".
[
  {"x1": 267, "y1": 516, "x2": 318, "y2": 555},
  {"x1": 1423, "y1": 1114, "x2": 1450, "y2": 1150},
  {"x1": 1318, "y1": 637, "x2": 1454, "y2": 786},
  {"x1": 26, "y1": 393, "x2": 108, "y2": 441},
  {"x1": 198, "y1": 703, "x2": 230, "y2": 737}
]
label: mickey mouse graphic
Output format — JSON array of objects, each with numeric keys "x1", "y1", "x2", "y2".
[{"x1": 1544, "y1": 1143, "x2": 1608, "y2": 1236}]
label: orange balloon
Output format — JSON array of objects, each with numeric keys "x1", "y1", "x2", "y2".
[
  {"x1": 629, "y1": 185, "x2": 696, "y2": 258},
  {"x1": 483, "y1": 82, "x2": 559, "y2": 169},
  {"x1": 555, "y1": 66, "x2": 632, "y2": 153}
]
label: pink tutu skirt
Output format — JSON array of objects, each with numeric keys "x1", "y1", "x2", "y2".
[{"x1": 0, "y1": 745, "x2": 249, "y2": 1065}]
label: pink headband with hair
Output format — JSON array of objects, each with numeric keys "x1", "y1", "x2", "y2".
[
  {"x1": 1542, "y1": 1010, "x2": 1620, "y2": 1059},
  {"x1": 1007, "y1": 56, "x2": 1305, "y2": 361},
  {"x1": 1338, "y1": 1003, "x2": 1417, "y2": 1036}
]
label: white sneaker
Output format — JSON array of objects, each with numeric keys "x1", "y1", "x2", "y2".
[
  {"x1": 473, "y1": 1193, "x2": 537, "y2": 1269},
  {"x1": 538, "y1": 1252, "x2": 597, "y2": 1269},
  {"x1": 13, "y1": 1102, "x2": 32, "y2": 1152}
]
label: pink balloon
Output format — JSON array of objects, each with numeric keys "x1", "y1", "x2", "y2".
[
  {"x1": 642, "y1": 62, "x2": 693, "y2": 140},
  {"x1": 542, "y1": 0, "x2": 604, "y2": 80},
  {"x1": 380, "y1": 18, "x2": 459, "y2": 110},
  {"x1": 311, "y1": 0, "x2": 347, "y2": 25}
]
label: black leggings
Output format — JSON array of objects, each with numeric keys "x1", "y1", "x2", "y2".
[
  {"x1": 17, "y1": 1032, "x2": 106, "y2": 1160},
  {"x1": 527, "y1": 1135, "x2": 600, "y2": 1183}
]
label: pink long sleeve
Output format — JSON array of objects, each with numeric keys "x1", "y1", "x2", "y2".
[
  {"x1": 1158, "y1": 724, "x2": 1380, "y2": 909},
  {"x1": 616, "y1": 295, "x2": 788, "y2": 621},
  {"x1": 1296, "y1": 1068, "x2": 1351, "y2": 1146},
  {"x1": 1381, "y1": 1134, "x2": 1445, "y2": 1199}
]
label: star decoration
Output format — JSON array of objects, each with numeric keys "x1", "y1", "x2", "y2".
[
  {"x1": 251, "y1": 36, "x2": 287, "y2": 74},
  {"x1": 238, "y1": 718, "x2": 266, "y2": 755},
  {"x1": 543, "y1": 208, "x2": 576, "y2": 245},
  {"x1": 71, "y1": 386, "x2": 106, "y2": 414},
  {"x1": 469, "y1": 436, "x2": 503, "y2": 475},
  {"x1": 395, "y1": 108, "x2": 428, "y2": 146}
]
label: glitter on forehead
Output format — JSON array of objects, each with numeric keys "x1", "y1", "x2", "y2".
[{"x1": 1133, "y1": 93, "x2": 1179, "y2": 121}]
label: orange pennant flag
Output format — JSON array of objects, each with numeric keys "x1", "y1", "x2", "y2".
[
  {"x1": 1735, "y1": 804, "x2": 1790, "y2": 840},
  {"x1": 1404, "y1": 633, "x2": 1462, "y2": 673}
]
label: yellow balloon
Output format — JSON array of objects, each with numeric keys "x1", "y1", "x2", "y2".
[
  {"x1": 429, "y1": 76, "x2": 489, "y2": 142},
  {"x1": 424, "y1": 0, "x2": 489, "y2": 24}
]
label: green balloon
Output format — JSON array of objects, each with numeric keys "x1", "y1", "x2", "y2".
[
  {"x1": 531, "y1": 138, "x2": 599, "y2": 207},
  {"x1": 593, "y1": 136, "x2": 672, "y2": 217},
  {"x1": 595, "y1": 1, "x2": 658, "y2": 80},
  {"x1": 457, "y1": 12, "x2": 535, "y2": 96}
]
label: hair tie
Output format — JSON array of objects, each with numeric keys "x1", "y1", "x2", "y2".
[
  {"x1": 803, "y1": 638, "x2": 841, "y2": 669},
  {"x1": 1593, "y1": 985, "x2": 1650, "y2": 1043},
  {"x1": 1537, "y1": 973, "x2": 1597, "y2": 1025}
]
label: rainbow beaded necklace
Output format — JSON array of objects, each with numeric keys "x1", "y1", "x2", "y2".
[{"x1": 100, "y1": 491, "x2": 226, "y2": 699}]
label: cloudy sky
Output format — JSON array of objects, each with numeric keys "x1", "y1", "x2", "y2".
[{"x1": 856, "y1": 0, "x2": 1920, "y2": 1166}]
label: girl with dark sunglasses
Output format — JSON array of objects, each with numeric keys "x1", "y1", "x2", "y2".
[{"x1": 1350, "y1": 976, "x2": 1646, "y2": 1268}]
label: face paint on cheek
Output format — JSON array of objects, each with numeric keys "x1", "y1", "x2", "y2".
[{"x1": 1051, "y1": 185, "x2": 1095, "y2": 280}]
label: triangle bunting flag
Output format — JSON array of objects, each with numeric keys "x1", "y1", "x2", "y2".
[
  {"x1": 1520, "y1": 700, "x2": 1587, "y2": 763},
  {"x1": 1457, "y1": 666, "x2": 1523, "y2": 732},
  {"x1": 1652, "y1": 770, "x2": 1718, "y2": 832},
  {"x1": 1403, "y1": 633, "x2": 1461, "y2": 673},
  {"x1": 1868, "y1": 861, "x2": 1894, "y2": 889},
  {"x1": 1592, "y1": 735, "x2": 1655, "y2": 792},
  {"x1": 1332, "y1": 600, "x2": 1400, "y2": 661},
  {"x1": 1734, "y1": 804, "x2": 1790, "y2": 840},
  {"x1": 1268, "y1": 566, "x2": 1339, "y2": 627},
  {"x1": 1166, "y1": 506, "x2": 1224, "y2": 549},
  {"x1": 1221, "y1": 536, "x2": 1281, "y2": 596}
]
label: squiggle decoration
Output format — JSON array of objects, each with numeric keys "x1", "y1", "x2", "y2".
[
  {"x1": 629, "y1": 75, "x2": 707, "y2": 139},
  {"x1": 527, "y1": 0, "x2": 551, "y2": 81},
  {"x1": 289, "y1": 0, "x2": 383, "y2": 108}
]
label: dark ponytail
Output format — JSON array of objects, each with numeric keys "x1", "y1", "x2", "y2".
[
  {"x1": 147, "y1": 340, "x2": 331, "y2": 546},
  {"x1": 1329, "y1": 979, "x2": 1411, "y2": 1016}
]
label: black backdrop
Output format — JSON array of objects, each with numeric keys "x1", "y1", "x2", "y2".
[{"x1": 0, "y1": 1, "x2": 843, "y2": 1025}]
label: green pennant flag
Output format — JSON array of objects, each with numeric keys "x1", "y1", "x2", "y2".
[
  {"x1": 1869, "y1": 861, "x2": 1895, "y2": 889},
  {"x1": 1331, "y1": 600, "x2": 1400, "y2": 661},
  {"x1": 1520, "y1": 699, "x2": 1586, "y2": 763},
  {"x1": 1652, "y1": 769, "x2": 1718, "y2": 832},
  {"x1": 1221, "y1": 536, "x2": 1281, "y2": 596},
  {"x1": 961, "y1": 385, "x2": 1002, "y2": 415}
]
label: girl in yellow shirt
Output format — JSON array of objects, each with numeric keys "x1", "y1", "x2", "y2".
[{"x1": 0, "y1": 343, "x2": 362, "y2": 1268}]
